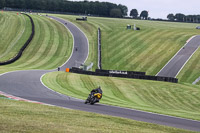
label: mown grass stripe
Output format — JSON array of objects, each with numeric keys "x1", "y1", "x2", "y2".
[
  {"x1": 25, "y1": 17, "x2": 52, "y2": 67},
  {"x1": 90, "y1": 18, "x2": 112, "y2": 31},
  {"x1": 0, "y1": 14, "x2": 26, "y2": 60},
  {"x1": 43, "y1": 72, "x2": 200, "y2": 120},
  {"x1": 107, "y1": 30, "x2": 148, "y2": 58},
  {"x1": 0, "y1": 13, "x2": 33, "y2": 64},
  {"x1": 0, "y1": 13, "x2": 23, "y2": 57},
  {"x1": 13, "y1": 15, "x2": 46, "y2": 68},
  {"x1": 108, "y1": 29, "x2": 158, "y2": 61},
  {"x1": 31, "y1": 17, "x2": 56, "y2": 68},
  {"x1": 109, "y1": 78, "x2": 139, "y2": 104},
  {"x1": 107, "y1": 29, "x2": 160, "y2": 70},
  {"x1": 178, "y1": 48, "x2": 200, "y2": 83},
  {"x1": 60, "y1": 73, "x2": 88, "y2": 97},
  {"x1": 131, "y1": 30, "x2": 178, "y2": 73}
]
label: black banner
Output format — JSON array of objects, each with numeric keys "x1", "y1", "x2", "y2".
[{"x1": 70, "y1": 68, "x2": 178, "y2": 83}]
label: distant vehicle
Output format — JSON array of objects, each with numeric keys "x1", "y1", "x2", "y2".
[
  {"x1": 196, "y1": 26, "x2": 200, "y2": 29},
  {"x1": 76, "y1": 16, "x2": 87, "y2": 21}
]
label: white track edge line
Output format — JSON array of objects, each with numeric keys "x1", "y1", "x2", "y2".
[
  {"x1": 98, "y1": 102, "x2": 200, "y2": 123},
  {"x1": 175, "y1": 46, "x2": 200, "y2": 78},
  {"x1": 48, "y1": 17, "x2": 75, "y2": 68},
  {"x1": 40, "y1": 73, "x2": 83, "y2": 101},
  {"x1": 156, "y1": 35, "x2": 197, "y2": 76},
  {"x1": 50, "y1": 16, "x2": 89, "y2": 68},
  {"x1": 39, "y1": 72, "x2": 200, "y2": 123},
  {"x1": 1, "y1": 61, "x2": 200, "y2": 123},
  {"x1": 1, "y1": 16, "x2": 199, "y2": 124}
]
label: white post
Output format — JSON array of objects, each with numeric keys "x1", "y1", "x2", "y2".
[{"x1": 134, "y1": 24, "x2": 136, "y2": 31}]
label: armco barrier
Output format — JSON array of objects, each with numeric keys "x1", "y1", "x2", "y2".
[
  {"x1": 69, "y1": 67, "x2": 178, "y2": 83},
  {"x1": 0, "y1": 13, "x2": 35, "y2": 65}
]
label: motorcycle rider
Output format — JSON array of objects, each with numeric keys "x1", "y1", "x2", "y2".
[
  {"x1": 88, "y1": 86, "x2": 103, "y2": 103},
  {"x1": 91, "y1": 86, "x2": 102, "y2": 95}
]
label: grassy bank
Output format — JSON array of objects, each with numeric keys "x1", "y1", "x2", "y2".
[
  {"x1": 51, "y1": 14, "x2": 200, "y2": 83},
  {"x1": 52, "y1": 14, "x2": 200, "y2": 77},
  {"x1": 0, "y1": 13, "x2": 73, "y2": 74},
  {"x1": 177, "y1": 47, "x2": 200, "y2": 83},
  {"x1": 0, "y1": 12, "x2": 32, "y2": 62},
  {"x1": 43, "y1": 72, "x2": 200, "y2": 121},
  {"x1": 0, "y1": 98, "x2": 197, "y2": 133}
]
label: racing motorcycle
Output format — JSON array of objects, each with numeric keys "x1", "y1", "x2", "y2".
[{"x1": 85, "y1": 93, "x2": 102, "y2": 105}]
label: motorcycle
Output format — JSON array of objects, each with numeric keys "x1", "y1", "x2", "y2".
[{"x1": 85, "y1": 93, "x2": 102, "y2": 105}]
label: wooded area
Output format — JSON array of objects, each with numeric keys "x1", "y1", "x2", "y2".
[
  {"x1": 0, "y1": 0, "x2": 128, "y2": 17},
  {"x1": 167, "y1": 13, "x2": 200, "y2": 23}
]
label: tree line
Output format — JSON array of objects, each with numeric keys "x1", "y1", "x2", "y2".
[
  {"x1": 167, "y1": 13, "x2": 200, "y2": 23},
  {"x1": 130, "y1": 9, "x2": 148, "y2": 20},
  {"x1": 0, "y1": 0, "x2": 128, "y2": 18}
]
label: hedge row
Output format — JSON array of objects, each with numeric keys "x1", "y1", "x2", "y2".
[
  {"x1": 0, "y1": 13, "x2": 35, "y2": 65},
  {"x1": 69, "y1": 67, "x2": 178, "y2": 83}
]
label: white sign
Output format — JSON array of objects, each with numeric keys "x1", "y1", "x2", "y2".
[{"x1": 109, "y1": 70, "x2": 128, "y2": 75}]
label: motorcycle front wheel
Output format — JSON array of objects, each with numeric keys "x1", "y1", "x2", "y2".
[{"x1": 90, "y1": 97, "x2": 97, "y2": 105}]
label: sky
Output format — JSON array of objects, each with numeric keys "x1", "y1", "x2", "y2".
[{"x1": 76, "y1": 0, "x2": 199, "y2": 19}]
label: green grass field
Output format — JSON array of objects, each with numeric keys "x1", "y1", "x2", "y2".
[
  {"x1": 1, "y1": 12, "x2": 200, "y2": 132},
  {"x1": 0, "y1": 12, "x2": 32, "y2": 62},
  {"x1": 0, "y1": 12, "x2": 73, "y2": 74},
  {"x1": 42, "y1": 72, "x2": 200, "y2": 121},
  {"x1": 0, "y1": 98, "x2": 197, "y2": 133},
  {"x1": 52, "y1": 14, "x2": 200, "y2": 83},
  {"x1": 177, "y1": 47, "x2": 200, "y2": 83}
]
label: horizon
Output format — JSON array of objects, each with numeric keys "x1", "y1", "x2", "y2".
[{"x1": 75, "y1": 0, "x2": 200, "y2": 19}]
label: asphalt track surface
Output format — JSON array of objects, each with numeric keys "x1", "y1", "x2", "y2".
[
  {"x1": 157, "y1": 35, "x2": 200, "y2": 78},
  {"x1": 48, "y1": 16, "x2": 89, "y2": 71},
  {"x1": 0, "y1": 16, "x2": 200, "y2": 132}
]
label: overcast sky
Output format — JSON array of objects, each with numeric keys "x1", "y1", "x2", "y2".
[{"x1": 76, "y1": 0, "x2": 199, "y2": 19}]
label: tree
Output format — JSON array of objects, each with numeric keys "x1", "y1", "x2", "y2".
[
  {"x1": 140, "y1": 10, "x2": 148, "y2": 20},
  {"x1": 130, "y1": 9, "x2": 138, "y2": 18},
  {"x1": 197, "y1": 15, "x2": 200, "y2": 23},
  {"x1": 110, "y1": 8, "x2": 122, "y2": 18},
  {"x1": 167, "y1": 14, "x2": 175, "y2": 21},
  {"x1": 118, "y1": 4, "x2": 128, "y2": 17},
  {"x1": 0, "y1": 0, "x2": 5, "y2": 9},
  {"x1": 175, "y1": 13, "x2": 185, "y2": 22},
  {"x1": 1, "y1": 0, "x2": 127, "y2": 17}
]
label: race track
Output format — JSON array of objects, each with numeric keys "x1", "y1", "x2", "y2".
[
  {"x1": 157, "y1": 35, "x2": 200, "y2": 77},
  {"x1": 48, "y1": 16, "x2": 89, "y2": 71},
  {"x1": 0, "y1": 16, "x2": 200, "y2": 132}
]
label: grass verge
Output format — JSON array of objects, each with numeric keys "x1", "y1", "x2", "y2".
[
  {"x1": 42, "y1": 72, "x2": 200, "y2": 121},
  {"x1": 0, "y1": 12, "x2": 32, "y2": 62},
  {"x1": 0, "y1": 13, "x2": 73, "y2": 74},
  {"x1": 50, "y1": 14, "x2": 200, "y2": 83},
  {"x1": 52, "y1": 14, "x2": 200, "y2": 76},
  {"x1": 0, "y1": 98, "x2": 197, "y2": 133}
]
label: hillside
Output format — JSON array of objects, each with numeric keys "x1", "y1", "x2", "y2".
[
  {"x1": 1, "y1": 12, "x2": 200, "y2": 132},
  {"x1": 54, "y1": 14, "x2": 200, "y2": 83},
  {"x1": 0, "y1": 98, "x2": 195, "y2": 133},
  {"x1": 43, "y1": 72, "x2": 200, "y2": 121},
  {"x1": 0, "y1": 12, "x2": 31, "y2": 62},
  {"x1": 0, "y1": 12, "x2": 73, "y2": 74}
]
